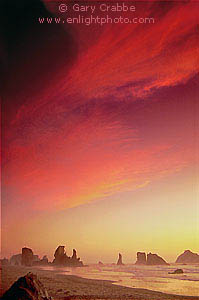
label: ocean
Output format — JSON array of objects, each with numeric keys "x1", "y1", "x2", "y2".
[{"x1": 40, "y1": 264, "x2": 199, "y2": 297}]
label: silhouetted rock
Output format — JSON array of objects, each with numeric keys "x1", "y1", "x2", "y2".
[
  {"x1": 1, "y1": 272, "x2": 53, "y2": 299},
  {"x1": 33, "y1": 255, "x2": 40, "y2": 262},
  {"x1": 10, "y1": 254, "x2": 22, "y2": 266},
  {"x1": 169, "y1": 268, "x2": 183, "y2": 274},
  {"x1": 41, "y1": 255, "x2": 48, "y2": 264},
  {"x1": 147, "y1": 253, "x2": 169, "y2": 265},
  {"x1": 22, "y1": 247, "x2": 34, "y2": 266},
  {"x1": 54, "y1": 246, "x2": 65, "y2": 264},
  {"x1": 176, "y1": 250, "x2": 199, "y2": 264},
  {"x1": 10, "y1": 251, "x2": 48, "y2": 267},
  {"x1": 53, "y1": 245, "x2": 69, "y2": 265},
  {"x1": 70, "y1": 249, "x2": 83, "y2": 266},
  {"x1": 135, "y1": 252, "x2": 147, "y2": 265},
  {"x1": 0, "y1": 258, "x2": 9, "y2": 266},
  {"x1": 33, "y1": 255, "x2": 49, "y2": 266},
  {"x1": 53, "y1": 245, "x2": 83, "y2": 266},
  {"x1": 72, "y1": 249, "x2": 77, "y2": 260},
  {"x1": 117, "y1": 253, "x2": 124, "y2": 265}
]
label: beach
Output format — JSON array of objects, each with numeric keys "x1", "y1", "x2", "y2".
[{"x1": 1, "y1": 265, "x2": 199, "y2": 300}]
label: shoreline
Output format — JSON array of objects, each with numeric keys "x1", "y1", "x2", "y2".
[{"x1": 1, "y1": 265, "x2": 199, "y2": 300}]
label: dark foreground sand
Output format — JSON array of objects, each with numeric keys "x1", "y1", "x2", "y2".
[{"x1": 1, "y1": 265, "x2": 199, "y2": 300}]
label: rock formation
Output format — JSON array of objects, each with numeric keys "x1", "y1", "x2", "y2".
[
  {"x1": 98, "y1": 261, "x2": 104, "y2": 265},
  {"x1": 1, "y1": 272, "x2": 53, "y2": 300},
  {"x1": 135, "y1": 252, "x2": 147, "y2": 265},
  {"x1": 134, "y1": 252, "x2": 168, "y2": 265},
  {"x1": 33, "y1": 255, "x2": 49, "y2": 266},
  {"x1": 72, "y1": 249, "x2": 77, "y2": 260},
  {"x1": 117, "y1": 253, "x2": 124, "y2": 265},
  {"x1": 169, "y1": 269, "x2": 183, "y2": 274},
  {"x1": 70, "y1": 249, "x2": 83, "y2": 266},
  {"x1": 41, "y1": 255, "x2": 48, "y2": 264},
  {"x1": 10, "y1": 254, "x2": 22, "y2": 266},
  {"x1": 53, "y1": 245, "x2": 69, "y2": 265},
  {"x1": 147, "y1": 253, "x2": 169, "y2": 265},
  {"x1": 176, "y1": 250, "x2": 199, "y2": 264},
  {"x1": 10, "y1": 250, "x2": 48, "y2": 267},
  {"x1": 53, "y1": 245, "x2": 83, "y2": 266},
  {"x1": 0, "y1": 258, "x2": 9, "y2": 266},
  {"x1": 33, "y1": 255, "x2": 40, "y2": 262},
  {"x1": 22, "y1": 247, "x2": 34, "y2": 266}
]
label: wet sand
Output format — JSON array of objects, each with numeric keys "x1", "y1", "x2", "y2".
[{"x1": 1, "y1": 265, "x2": 199, "y2": 300}]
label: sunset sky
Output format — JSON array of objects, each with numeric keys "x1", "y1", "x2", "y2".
[{"x1": 1, "y1": 0, "x2": 199, "y2": 263}]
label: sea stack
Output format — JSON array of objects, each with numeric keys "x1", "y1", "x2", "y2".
[
  {"x1": 71, "y1": 249, "x2": 83, "y2": 266},
  {"x1": 0, "y1": 258, "x2": 9, "y2": 266},
  {"x1": 72, "y1": 249, "x2": 77, "y2": 260},
  {"x1": 147, "y1": 253, "x2": 169, "y2": 265},
  {"x1": 53, "y1": 245, "x2": 83, "y2": 266},
  {"x1": 53, "y1": 245, "x2": 70, "y2": 265},
  {"x1": 41, "y1": 255, "x2": 48, "y2": 264},
  {"x1": 176, "y1": 250, "x2": 199, "y2": 263},
  {"x1": 10, "y1": 254, "x2": 22, "y2": 266},
  {"x1": 135, "y1": 252, "x2": 147, "y2": 265},
  {"x1": 33, "y1": 255, "x2": 49, "y2": 266},
  {"x1": 117, "y1": 253, "x2": 124, "y2": 265},
  {"x1": 21, "y1": 247, "x2": 34, "y2": 266}
]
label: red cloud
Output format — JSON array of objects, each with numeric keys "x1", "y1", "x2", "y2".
[
  {"x1": 2, "y1": 1, "x2": 199, "y2": 212},
  {"x1": 11, "y1": 1, "x2": 199, "y2": 125}
]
